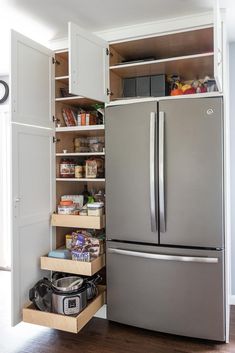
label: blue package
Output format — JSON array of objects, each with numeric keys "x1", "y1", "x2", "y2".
[{"x1": 48, "y1": 249, "x2": 72, "y2": 259}]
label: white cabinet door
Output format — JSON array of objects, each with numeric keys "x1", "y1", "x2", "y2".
[
  {"x1": 214, "y1": 1, "x2": 223, "y2": 92},
  {"x1": 11, "y1": 30, "x2": 55, "y2": 326},
  {"x1": 11, "y1": 30, "x2": 54, "y2": 128},
  {"x1": 11, "y1": 124, "x2": 55, "y2": 326},
  {"x1": 69, "y1": 22, "x2": 109, "y2": 103}
]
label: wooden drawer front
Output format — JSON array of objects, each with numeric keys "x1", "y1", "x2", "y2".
[
  {"x1": 51, "y1": 214, "x2": 105, "y2": 229},
  {"x1": 23, "y1": 286, "x2": 106, "y2": 333},
  {"x1": 41, "y1": 254, "x2": 105, "y2": 276}
]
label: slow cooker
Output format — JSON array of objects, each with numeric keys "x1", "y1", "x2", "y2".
[
  {"x1": 51, "y1": 276, "x2": 87, "y2": 315},
  {"x1": 29, "y1": 274, "x2": 100, "y2": 316}
]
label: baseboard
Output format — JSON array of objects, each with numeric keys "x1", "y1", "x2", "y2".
[
  {"x1": 94, "y1": 304, "x2": 107, "y2": 319},
  {"x1": 230, "y1": 295, "x2": 235, "y2": 305}
]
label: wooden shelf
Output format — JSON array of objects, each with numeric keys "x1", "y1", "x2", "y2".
[
  {"x1": 109, "y1": 27, "x2": 213, "y2": 66},
  {"x1": 23, "y1": 285, "x2": 106, "y2": 333},
  {"x1": 56, "y1": 178, "x2": 105, "y2": 182},
  {"x1": 55, "y1": 75, "x2": 69, "y2": 84},
  {"x1": 41, "y1": 254, "x2": 105, "y2": 276},
  {"x1": 55, "y1": 49, "x2": 68, "y2": 56},
  {"x1": 56, "y1": 125, "x2": 105, "y2": 132},
  {"x1": 55, "y1": 96, "x2": 100, "y2": 106},
  {"x1": 110, "y1": 53, "x2": 214, "y2": 80},
  {"x1": 56, "y1": 152, "x2": 105, "y2": 156},
  {"x1": 51, "y1": 214, "x2": 105, "y2": 229}
]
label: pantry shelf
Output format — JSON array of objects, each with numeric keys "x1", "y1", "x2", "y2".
[
  {"x1": 40, "y1": 253, "x2": 105, "y2": 276},
  {"x1": 51, "y1": 214, "x2": 106, "y2": 229},
  {"x1": 56, "y1": 125, "x2": 105, "y2": 133},
  {"x1": 56, "y1": 178, "x2": 105, "y2": 182},
  {"x1": 56, "y1": 152, "x2": 105, "y2": 156},
  {"x1": 55, "y1": 75, "x2": 69, "y2": 84},
  {"x1": 23, "y1": 285, "x2": 106, "y2": 333},
  {"x1": 55, "y1": 96, "x2": 100, "y2": 106}
]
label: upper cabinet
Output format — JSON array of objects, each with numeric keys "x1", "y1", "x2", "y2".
[
  {"x1": 54, "y1": 7, "x2": 224, "y2": 104},
  {"x1": 68, "y1": 22, "x2": 109, "y2": 103},
  {"x1": 11, "y1": 30, "x2": 54, "y2": 128},
  {"x1": 108, "y1": 27, "x2": 215, "y2": 101}
]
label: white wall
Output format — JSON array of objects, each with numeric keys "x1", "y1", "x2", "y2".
[
  {"x1": 229, "y1": 43, "x2": 235, "y2": 295},
  {"x1": 0, "y1": 76, "x2": 9, "y2": 104}
]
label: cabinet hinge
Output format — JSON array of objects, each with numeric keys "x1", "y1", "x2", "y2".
[
  {"x1": 106, "y1": 48, "x2": 113, "y2": 57},
  {"x1": 53, "y1": 136, "x2": 60, "y2": 143},
  {"x1": 52, "y1": 116, "x2": 60, "y2": 123},
  {"x1": 52, "y1": 57, "x2": 60, "y2": 65},
  {"x1": 107, "y1": 88, "x2": 113, "y2": 96}
]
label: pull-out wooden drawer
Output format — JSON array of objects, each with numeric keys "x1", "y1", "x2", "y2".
[
  {"x1": 23, "y1": 286, "x2": 106, "y2": 333},
  {"x1": 41, "y1": 254, "x2": 105, "y2": 276},
  {"x1": 51, "y1": 214, "x2": 105, "y2": 229}
]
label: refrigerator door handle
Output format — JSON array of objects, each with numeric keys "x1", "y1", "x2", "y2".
[
  {"x1": 150, "y1": 112, "x2": 157, "y2": 232},
  {"x1": 159, "y1": 111, "x2": 166, "y2": 232},
  {"x1": 108, "y1": 248, "x2": 219, "y2": 264}
]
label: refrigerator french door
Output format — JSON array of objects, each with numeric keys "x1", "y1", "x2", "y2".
[{"x1": 105, "y1": 98, "x2": 225, "y2": 341}]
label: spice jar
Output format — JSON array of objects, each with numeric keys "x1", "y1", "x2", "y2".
[
  {"x1": 60, "y1": 158, "x2": 75, "y2": 178},
  {"x1": 75, "y1": 165, "x2": 84, "y2": 179}
]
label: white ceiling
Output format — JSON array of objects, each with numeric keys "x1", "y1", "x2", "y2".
[{"x1": 1, "y1": 0, "x2": 235, "y2": 74}]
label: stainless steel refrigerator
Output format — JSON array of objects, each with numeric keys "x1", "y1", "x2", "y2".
[{"x1": 105, "y1": 97, "x2": 225, "y2": 341}]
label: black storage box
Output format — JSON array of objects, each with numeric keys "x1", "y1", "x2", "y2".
[
  {"x1": 123, "y1": 74, "x2": 169, "y2": 98},
  {"x1": 123, "y1": 78, "x2": 136, "y2": 97},
  {"x1": 136, "y1": 76, "x2": 150, "y2": 97},
  {"x1": 150, "y1": 74, "x2": 169, "y2": 97}
]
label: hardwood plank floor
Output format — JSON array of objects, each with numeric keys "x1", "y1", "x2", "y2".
[{"x1": 1, "y1": 270, "x2": 235, "y2": 353}]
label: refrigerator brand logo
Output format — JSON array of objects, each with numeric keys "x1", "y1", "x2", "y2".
[{"x1": 206, "y1": 108, "x2": 214, "y2": 116}]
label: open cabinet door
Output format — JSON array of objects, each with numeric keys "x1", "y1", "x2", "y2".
[
  {"x1": 11, "y1": 30, "x2": 54, "y2": 128},
  {"x1": 214, "y1": 1, "x2": 223, "y2": 92},
  {"x1": 69, "y1": 22, "x2": 109, "y2": 103},
  {"x1": 10, "y1": 30, "x2": 55, "y2": 326}
]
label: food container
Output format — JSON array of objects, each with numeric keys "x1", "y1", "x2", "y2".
[
  {"x1": 89, "y1": 137, "x2": 104, "y2": 152},
  {"x1": 75, "y1": 165, "x2": 84, "y2": 178},
  {"x1": 90, "y1": 142, "x2": 104, "y2": 152},
  {"x1": 65, "y1": 234, "x2": 72, "y2": 250},
  {"x1": 61, "y1": 195, "x2": 84, "y2": 208},
  {"x1": 87, "y1": 202, "x2": 104, "y2": 216},
  {"x1": 86, "y1": 113, "x2": 97, "y2": 125},
  {"x1": 71, "y1": 250, "x2": 91, "y2": 262},
  {"x1": 58, "y1": 201, "x2": 77, "y2": 215},
  {"x1": 60, "y1": 158, "x2": 75, "y2": 178},
  {"x1": 71, "y1": 231, "x2": 104, "y2": 259},
  {"x1": 94, "y1": 190, "x2": 105, "y2": 203},
  {"x1": 74, "y1": 137, "x2": 89, "y2": 153},
  {"x1": 85, "y1": 158, "x2": 104, "y2": 178}
]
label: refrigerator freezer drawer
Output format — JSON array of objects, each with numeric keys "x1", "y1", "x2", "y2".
[{"x1": 107, "y1": 242, "x2": 225, "y2": 341}]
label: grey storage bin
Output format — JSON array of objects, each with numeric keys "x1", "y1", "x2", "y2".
[
  {"x1": 123, "y1": 78, "x2": 136, "y2": 97},
  {"x1": 136, "y1": 76, "x2": 150, "y2": 97},
  {"x1": 150, "y1": 74, "x2": 169, "y2": 97}
]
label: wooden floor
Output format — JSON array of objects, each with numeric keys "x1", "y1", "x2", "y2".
[{"x1": 1, "y1": 270, "x2": 235, "y2": 353}]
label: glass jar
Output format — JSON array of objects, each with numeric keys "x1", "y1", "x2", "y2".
[
  {"x1": 75, "y1": 165, "x2": 84, "y2": 179},
  {"x1": 60, "y1": 158, "x2": 75, "y2": 178}
]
